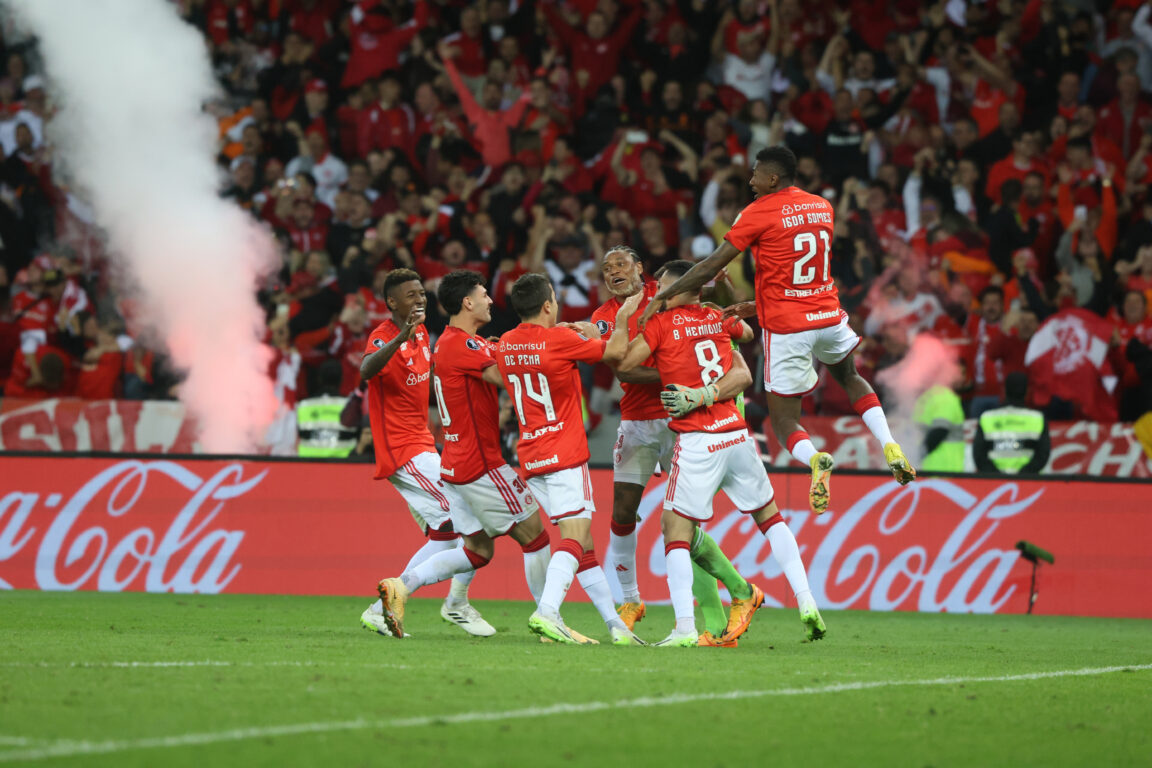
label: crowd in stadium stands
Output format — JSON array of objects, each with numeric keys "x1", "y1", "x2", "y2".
[{"x1": 1, "y1": 0, "x2": 1151, "y2": 434}]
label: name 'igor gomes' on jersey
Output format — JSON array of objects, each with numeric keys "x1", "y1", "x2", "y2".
[{"x1": 724, "y1": 187, "x2": 844, "y2": 334}]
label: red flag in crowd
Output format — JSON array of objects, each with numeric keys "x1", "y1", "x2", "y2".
[{"x1": 1025, "y1": 309, "x2": 1117, "y2": 422}]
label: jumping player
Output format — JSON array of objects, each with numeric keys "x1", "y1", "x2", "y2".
[
  {"x1": 593, "y1": 246, "x2": 761, "y2": 646},
  {"x1": 612, "y1": 260, "x2": 826, "y2": 645},
  {"x1": 496, "y1": 272, "x2": 644, "y2": 646},
  {"x1": 640, "y1": 147, "x2": 915, "y2": 514},
  {"x1": 359, "y1": 268, "x2": 493, "y2": 638},
  {"x1": 375, "y1": 270, "x2": 552, "y2": 638}
]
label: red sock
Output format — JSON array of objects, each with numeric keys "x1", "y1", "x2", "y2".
[
  {"x1": 519, "y1": 529, "x2": 550, "y2": 553},
  {"x1": 853, "y1": 393, "x2": 881, "y2": 416},
  {"x1": 757, "y1": 512, "x2": 784, "y2": 534},
  {"x1": 664, "y1": 540, "x2": 690, "y2": 556},
  {"x1": 610, "y1": 519, "x2": 636, "y2": 536},
  {"x1": 463, "y1": 547, "x2": 491, "y2": 568}
]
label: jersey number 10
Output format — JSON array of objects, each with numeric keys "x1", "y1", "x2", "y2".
[{"x1": 792, "y1": 230, "x2": 831, "y2": 286}]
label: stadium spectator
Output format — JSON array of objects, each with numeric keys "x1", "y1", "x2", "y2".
[{"x1": 0, "y1": 0, "x2": 1148, "y2": 436}]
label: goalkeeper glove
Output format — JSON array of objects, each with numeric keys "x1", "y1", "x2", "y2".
[{"x1": 660, "y1": 383, "x2": 719, "y2": 418}]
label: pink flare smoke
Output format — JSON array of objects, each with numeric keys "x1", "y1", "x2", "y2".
[{"x1": 11, "y1": 0, "x2": 279, "y2": 452}]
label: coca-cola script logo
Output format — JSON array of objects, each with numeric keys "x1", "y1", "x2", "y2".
[
  {"x1": 640, "y1": 478, "x2": 1044, "y2": 614},
  {"x1": 0, "y1": 461, "x2": 266, "y2": 593}
]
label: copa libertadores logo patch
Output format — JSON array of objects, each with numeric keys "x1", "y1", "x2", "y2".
[
  {"x1": 466, "y1": 338, "x2": 481, "y2": 351},
  {"x1": 595, "y1": 319, "x2": 609, "y2": 335}
]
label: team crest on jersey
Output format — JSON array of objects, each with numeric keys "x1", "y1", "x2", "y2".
[
  {"x1": 466, "y1": 338, "x2": 481, "y2": 350},
  {"x1": 595, "y1": 319, "x2": 609, "y2": 335},
  {"x1": 422, "y1": 346, "x2": 430, "y2": 360},
  {"x1": 373, "y1": 339, "x2": 385, "y2": 349}
]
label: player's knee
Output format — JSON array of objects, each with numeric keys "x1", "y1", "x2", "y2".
[
  {"x1": 464, "y1": 535, "x2": 494, "y2": 562},
  {"x1": 612, "y1": 485, "x2": 643, "y2": 524}
]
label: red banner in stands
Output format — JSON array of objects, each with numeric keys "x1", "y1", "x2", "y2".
[
  {"x1": 3, "y1": 400, "x2": 1151, "y2": 478},
  {"x1": 1, "y1": 457, "x2": 1149, "y2": 618}
]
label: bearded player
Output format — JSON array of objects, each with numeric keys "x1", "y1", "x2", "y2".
[
  {"x1": 375, "y1": 270, "x2": 552, "y2": 638},
  {"x1": 593, "y1": 246, "x2": 763, "y2": 646},
  {"x1": 496, "y1": 272, "x2": 644, "y2": 646},
  {"x1": 612, "y1": 260, "x2": 826, "y2": 645},
  {"x1": 641, "y1": 147, "x2": 915, "y2": 514},
  {"x1": 359, "y1": 268, "x2": 493, "y2": 638}
]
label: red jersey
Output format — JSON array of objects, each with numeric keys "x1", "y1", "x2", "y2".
[
  {"x1": 642, "y1": 304, "x2": 746, "y2": 434},
  {"x1": 363, "y1": 320, "x2": 436, "y2": 480},
  {"x1": 495, "y1": 323, "x2": 605, "y2": 477},
  {"x1": 725, "y1": 186, "x2": 841, "y2": 334},
  {"x1": 433, "y1": 327, "x2": 503, "y2": 485},
  {"x1": 591, "y1": 281, "x2": 666, "y2": 421}
]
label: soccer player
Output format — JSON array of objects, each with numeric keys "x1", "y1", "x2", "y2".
[
  {"x1": 495, "y1": 272, "x2": 644, "y2": 646},
  {"x1": 640, "y1": 146, "x2": 915, "y2": 515},
  {"x1": 375, "y1": 271, "x2": 552, "y2": 638},
  {"x1": 593, "y1": 246, "x2": 760, "y2": 647},
  {"x1": 611, "y1": 260, "x2": 826, "y2": 646},
  {"x1": 358, "y1": 268, "x2": 494, "y2": 638}
]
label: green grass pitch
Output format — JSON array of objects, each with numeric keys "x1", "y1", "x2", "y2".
[{"x1": 1, "y1": 592, "x2": 1150, "y2": 767}]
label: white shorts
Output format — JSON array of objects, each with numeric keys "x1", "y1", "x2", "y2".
[
  {"x1": 664, "y1": 430, "x2": 775, "y2": 522},
  {"x1": 613, "y1": 418, "x2": 676, "y2": 485},
  {"x1": 442, "y1": 464, "x2": 541, "y2": 538},
  {"x1": 763, "y1": 312, "x2": 860, "y2": 396},
  {"x1": 527, "y1": 463, "x2": 595, "y2": 524},
  {"x1": 387, "y1": 451, "x2": 452, "y2": 531}
]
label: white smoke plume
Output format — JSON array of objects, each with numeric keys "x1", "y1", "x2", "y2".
[
  {"x1": 875, "y1": 332, "x2": 961, "y2": 465},
  {"x1": 8, "y1": 0, "x2": 278, "y2": 452}
]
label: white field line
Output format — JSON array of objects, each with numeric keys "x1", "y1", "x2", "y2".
[
  {"x1": 0, "y1": 660, "x2": 667, "y2": 674},
  {"x1": 0, "y1": 664, "x2": 1148, "y2": 763}
]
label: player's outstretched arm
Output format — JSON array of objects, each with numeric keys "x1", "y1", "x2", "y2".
[
  {"x1": 360, "y1": 306, "x2": 424, "y2": 382},
  {"x1": 640, "y1": 240, "x2": 742, "y2": 328},
  {"x1": 613, "y1": 364, "x2": 660, "y2": 384},
  {"x1": 605, "y1": 291, "x2": 644, "y2": 365}
]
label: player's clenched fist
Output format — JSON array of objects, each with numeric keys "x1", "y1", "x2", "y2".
[{"x1": 660, "y1": 383, "x2": 719, "y2": 418}]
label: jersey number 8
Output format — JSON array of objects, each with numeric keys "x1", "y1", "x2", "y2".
[{"x1": 694, "y1": 340, "x2": 724, "y2": 386}]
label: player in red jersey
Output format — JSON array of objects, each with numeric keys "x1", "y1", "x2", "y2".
[
  {"x1": 376, "y1": 271, "x2": 553, "y2": 638},
  {"x1": 592, "y1": 246, "x2": 757, "y2": 646},
  {"x1": 359, "y1": 268, "x2": 493, "y2": 639},
  {"x1": 495, "y1": 272, "x2": 644, "y2": 646},
  {"x1": 640, "y1": 146, "x2": 915, "y2": 515},
  {"x1": 610, "y1": 260, "x2": 826, "y2": 645}
]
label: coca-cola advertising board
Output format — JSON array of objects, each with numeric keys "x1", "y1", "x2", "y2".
[{"x1": 1, "y1": 456, "x2": 1149, "y2": 618}]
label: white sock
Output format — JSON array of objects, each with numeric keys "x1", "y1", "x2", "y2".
[
  {"x1": 577, "y1": 566, "x2": 627, "y2": 631},
  {"x1": 765, "y1": 521, "x2": 813, "y2": 600},
  {"x1": 607, "y1": 526, "x2": 641, "y2": 603},
  {"x1": 446, "y1": 567, "x2": 473, "y2": 609},
  {"x1": 403, "y1": 538, "x2": 456, "y2": 573},
  {"x1": 790, "y1": 438, "x2": 818, "y2": 465},
  {"x1": 522, "y1": 547, "x2": 551, "y2": 606},
  {"x1": 402, "y1": 548, "x2": 473, "y2": 593},
  {"x1": 538, "y1": 550, "x2": 579, "y2": 620},
  {"x1": 860, "y1": 406, "x2": 896, "y2": 446},
  {"x1": 666, "y1": 546, "x2": 696, "y2": 634}
]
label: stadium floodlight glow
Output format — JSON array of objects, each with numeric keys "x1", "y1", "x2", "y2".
[{"x1": 1015, "y1": 540, "x2": 1055, "y2": 615}]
